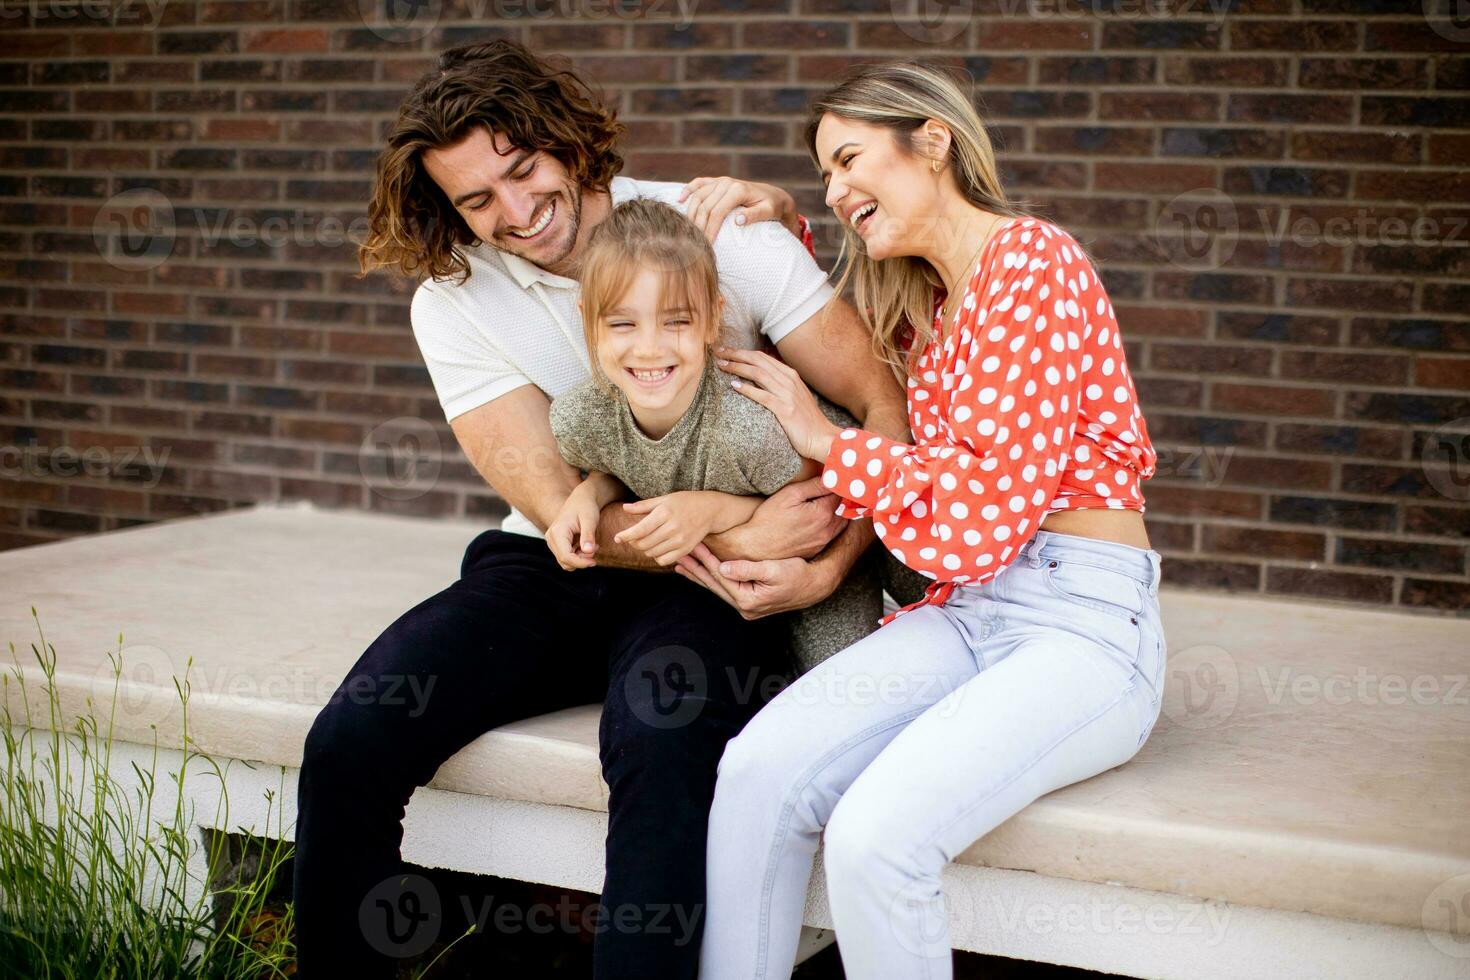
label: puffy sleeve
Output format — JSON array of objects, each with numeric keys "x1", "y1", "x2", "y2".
[
  {"x1": 820, "y1": 232, "x2": 1087, "y2": 582},
  {"x1": 795, "y1": 212, "x2": 816, "y2": 260}
]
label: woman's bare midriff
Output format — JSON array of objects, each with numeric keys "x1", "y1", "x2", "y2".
[{"x1": 1039, "y1": 507, "x2": 1152, "y2": 551}]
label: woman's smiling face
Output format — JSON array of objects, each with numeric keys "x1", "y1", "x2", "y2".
[{"x1": 815, "y1": 113, "x2": 943, "y2": 262}]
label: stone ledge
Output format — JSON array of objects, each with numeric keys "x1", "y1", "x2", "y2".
[{"x1": 1, "y1": 502, "x2": 1466, "y2": 937}]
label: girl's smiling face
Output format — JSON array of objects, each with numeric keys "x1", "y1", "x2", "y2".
[{"x1": 584, "y1": 266, "x2": 724, "y2": 439}]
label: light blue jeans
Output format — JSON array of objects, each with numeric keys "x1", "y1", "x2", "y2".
[{"x1": 699, "y1": 529, "x2": 1166, "y2": 980}]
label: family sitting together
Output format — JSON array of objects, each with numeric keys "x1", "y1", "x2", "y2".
[{"x1": 294, "y1": 38, "x2": 1165, "y2": 980}]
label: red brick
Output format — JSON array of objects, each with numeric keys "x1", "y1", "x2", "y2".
[
  {"x1": 243, "y1": 28, "x2": 329, "y2": 52},
  {"x1": 1416, "y1": 356, "x2": 1470, "y2": 390},
  {"x1": 1210, "y1": 383, "x2": 1335, "y2": 417}
]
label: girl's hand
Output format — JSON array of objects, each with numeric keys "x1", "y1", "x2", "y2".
[
  {"x1": 615, "y1": 491, "x2": 748, "y2": 567},
  {"x1": 546, "y1": 484, "x2": 602, "y2": 571},
  {"x1": 679, "y1": 177, "x2": 799, "y2": 242},
  {"x1": 717, "y1": 347, "x2": 840, "y2": 463}
]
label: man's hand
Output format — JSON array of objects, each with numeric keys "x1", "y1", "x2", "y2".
[
  {"x1": 679, "y1": 176, "x2": 799, "y2": 241},
  {"x1": 708, "y1": 477, "x2": 845, "y2": 564},
  {"x1": 674, "y1": 543, "x2": 837, "y2": 620}
]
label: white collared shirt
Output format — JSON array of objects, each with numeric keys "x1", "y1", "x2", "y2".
[{"x1": 410, "y1": 175, "x2": 837, "y2": 536}]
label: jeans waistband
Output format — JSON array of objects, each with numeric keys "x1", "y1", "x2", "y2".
[{"x1": 1017, "y1": 529, "x2": 1162, "y2": 595}]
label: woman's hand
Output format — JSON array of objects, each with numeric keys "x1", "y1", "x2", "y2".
[
  {"x1": 717, "y1": 347, "x2": 840, "y2": 463},
  {"x1": 679, "y1": 177, "x2": 799, "y2": 242},
  {"x1": 546, "y1": 480, "x2": 604, "y2": 571},
  {"x1": 615, "y1": 490, "x2": 755, "y2": 567}
]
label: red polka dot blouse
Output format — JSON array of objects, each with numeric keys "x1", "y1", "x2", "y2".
[{"x1": 820, "y1": 216, "x2": 1158, "y2": 625}]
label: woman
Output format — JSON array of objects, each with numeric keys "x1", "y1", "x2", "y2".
[{"x1": 684, "y1": 62, "x2": 1165, "y2": 979}]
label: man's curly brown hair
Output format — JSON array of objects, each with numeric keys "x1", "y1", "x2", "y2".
[{"x1": 358, "y1": 40, "x2": 626, "y2": 283}]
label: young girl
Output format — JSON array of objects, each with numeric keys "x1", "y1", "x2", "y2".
[
  {"x1": 693, "y1": 62, "x2": 1165, "y2": 979},
  {"x1": 546, "y1": 198, "x2": 922, "y2": 672}
]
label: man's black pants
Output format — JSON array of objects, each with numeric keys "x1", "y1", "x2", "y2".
[{"x1": 292, "y1": 529, "x2": 792, "y2": 978}]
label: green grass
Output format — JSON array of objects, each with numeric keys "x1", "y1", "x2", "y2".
[{"x1": 0, "y1": 609, "x2": 296, "y2": 980}]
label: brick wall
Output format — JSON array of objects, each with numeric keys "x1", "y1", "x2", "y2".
[{"x1": 1, "y1": 1, "x2": 1466, "y2": 614}]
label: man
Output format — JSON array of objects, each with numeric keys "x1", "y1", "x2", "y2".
[{"x1": 294, "y1": 39, "x2": 909, "y2": 978}]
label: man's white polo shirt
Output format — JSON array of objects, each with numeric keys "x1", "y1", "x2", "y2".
[{"x1": 410, "y1": 174, "x2": 837, "y2": 538}]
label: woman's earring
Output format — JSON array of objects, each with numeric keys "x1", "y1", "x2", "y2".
[{"x1": 932, "y1": 158, "x2": 940, "y2": 174}]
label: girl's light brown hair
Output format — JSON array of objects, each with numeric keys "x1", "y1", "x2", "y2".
[
  {"x1": 579, "y1": 199, "x2": 726, "y2": 393},
  {"x1": 358, "y1": 39, "x2": 626, "y2": 283},
  {"x1": 802, "y1": 60, "x2": 1031, "y2": 381}
]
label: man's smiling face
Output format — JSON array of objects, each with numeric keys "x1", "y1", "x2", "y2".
[{"x1": 422, "y1": 126, "x2": 584, "y2": 273}]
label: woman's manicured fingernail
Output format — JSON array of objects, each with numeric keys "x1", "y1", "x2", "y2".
[
  {"x1": 731, "y1": 379, "x2": 742, "y2": 388},
  {"x1": 735, "y1": 213, "x2": 745, "y2": 224}
]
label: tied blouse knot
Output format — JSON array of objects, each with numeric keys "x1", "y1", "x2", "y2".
[{"x1": 820, "y1": 217, "x2": 1159, "y2": 625}]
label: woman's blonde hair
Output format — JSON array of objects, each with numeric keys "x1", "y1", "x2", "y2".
[
  {"x1": 579, "y1": 198, "x2": 725, "y2": 393},
  {"x1": 802, "y1": 61, "x2": 1031, "y2": 381}
]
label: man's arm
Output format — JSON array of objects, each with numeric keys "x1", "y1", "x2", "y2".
[
  {"x1": 773, "y1": 294, "x2": 909, "y2": 442},
  {"x1": 677, "y1": 295, "x2": 916, "y2": 616},
  {"x1": 708, "y1": 294, "x2": 910, "y2": 565},
  {"x1": 448, "y1": 385, "x2": 672, "y2": 572},
  {"x1": 778, "y1": 293, "x2": 912, "y2": 587}
]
